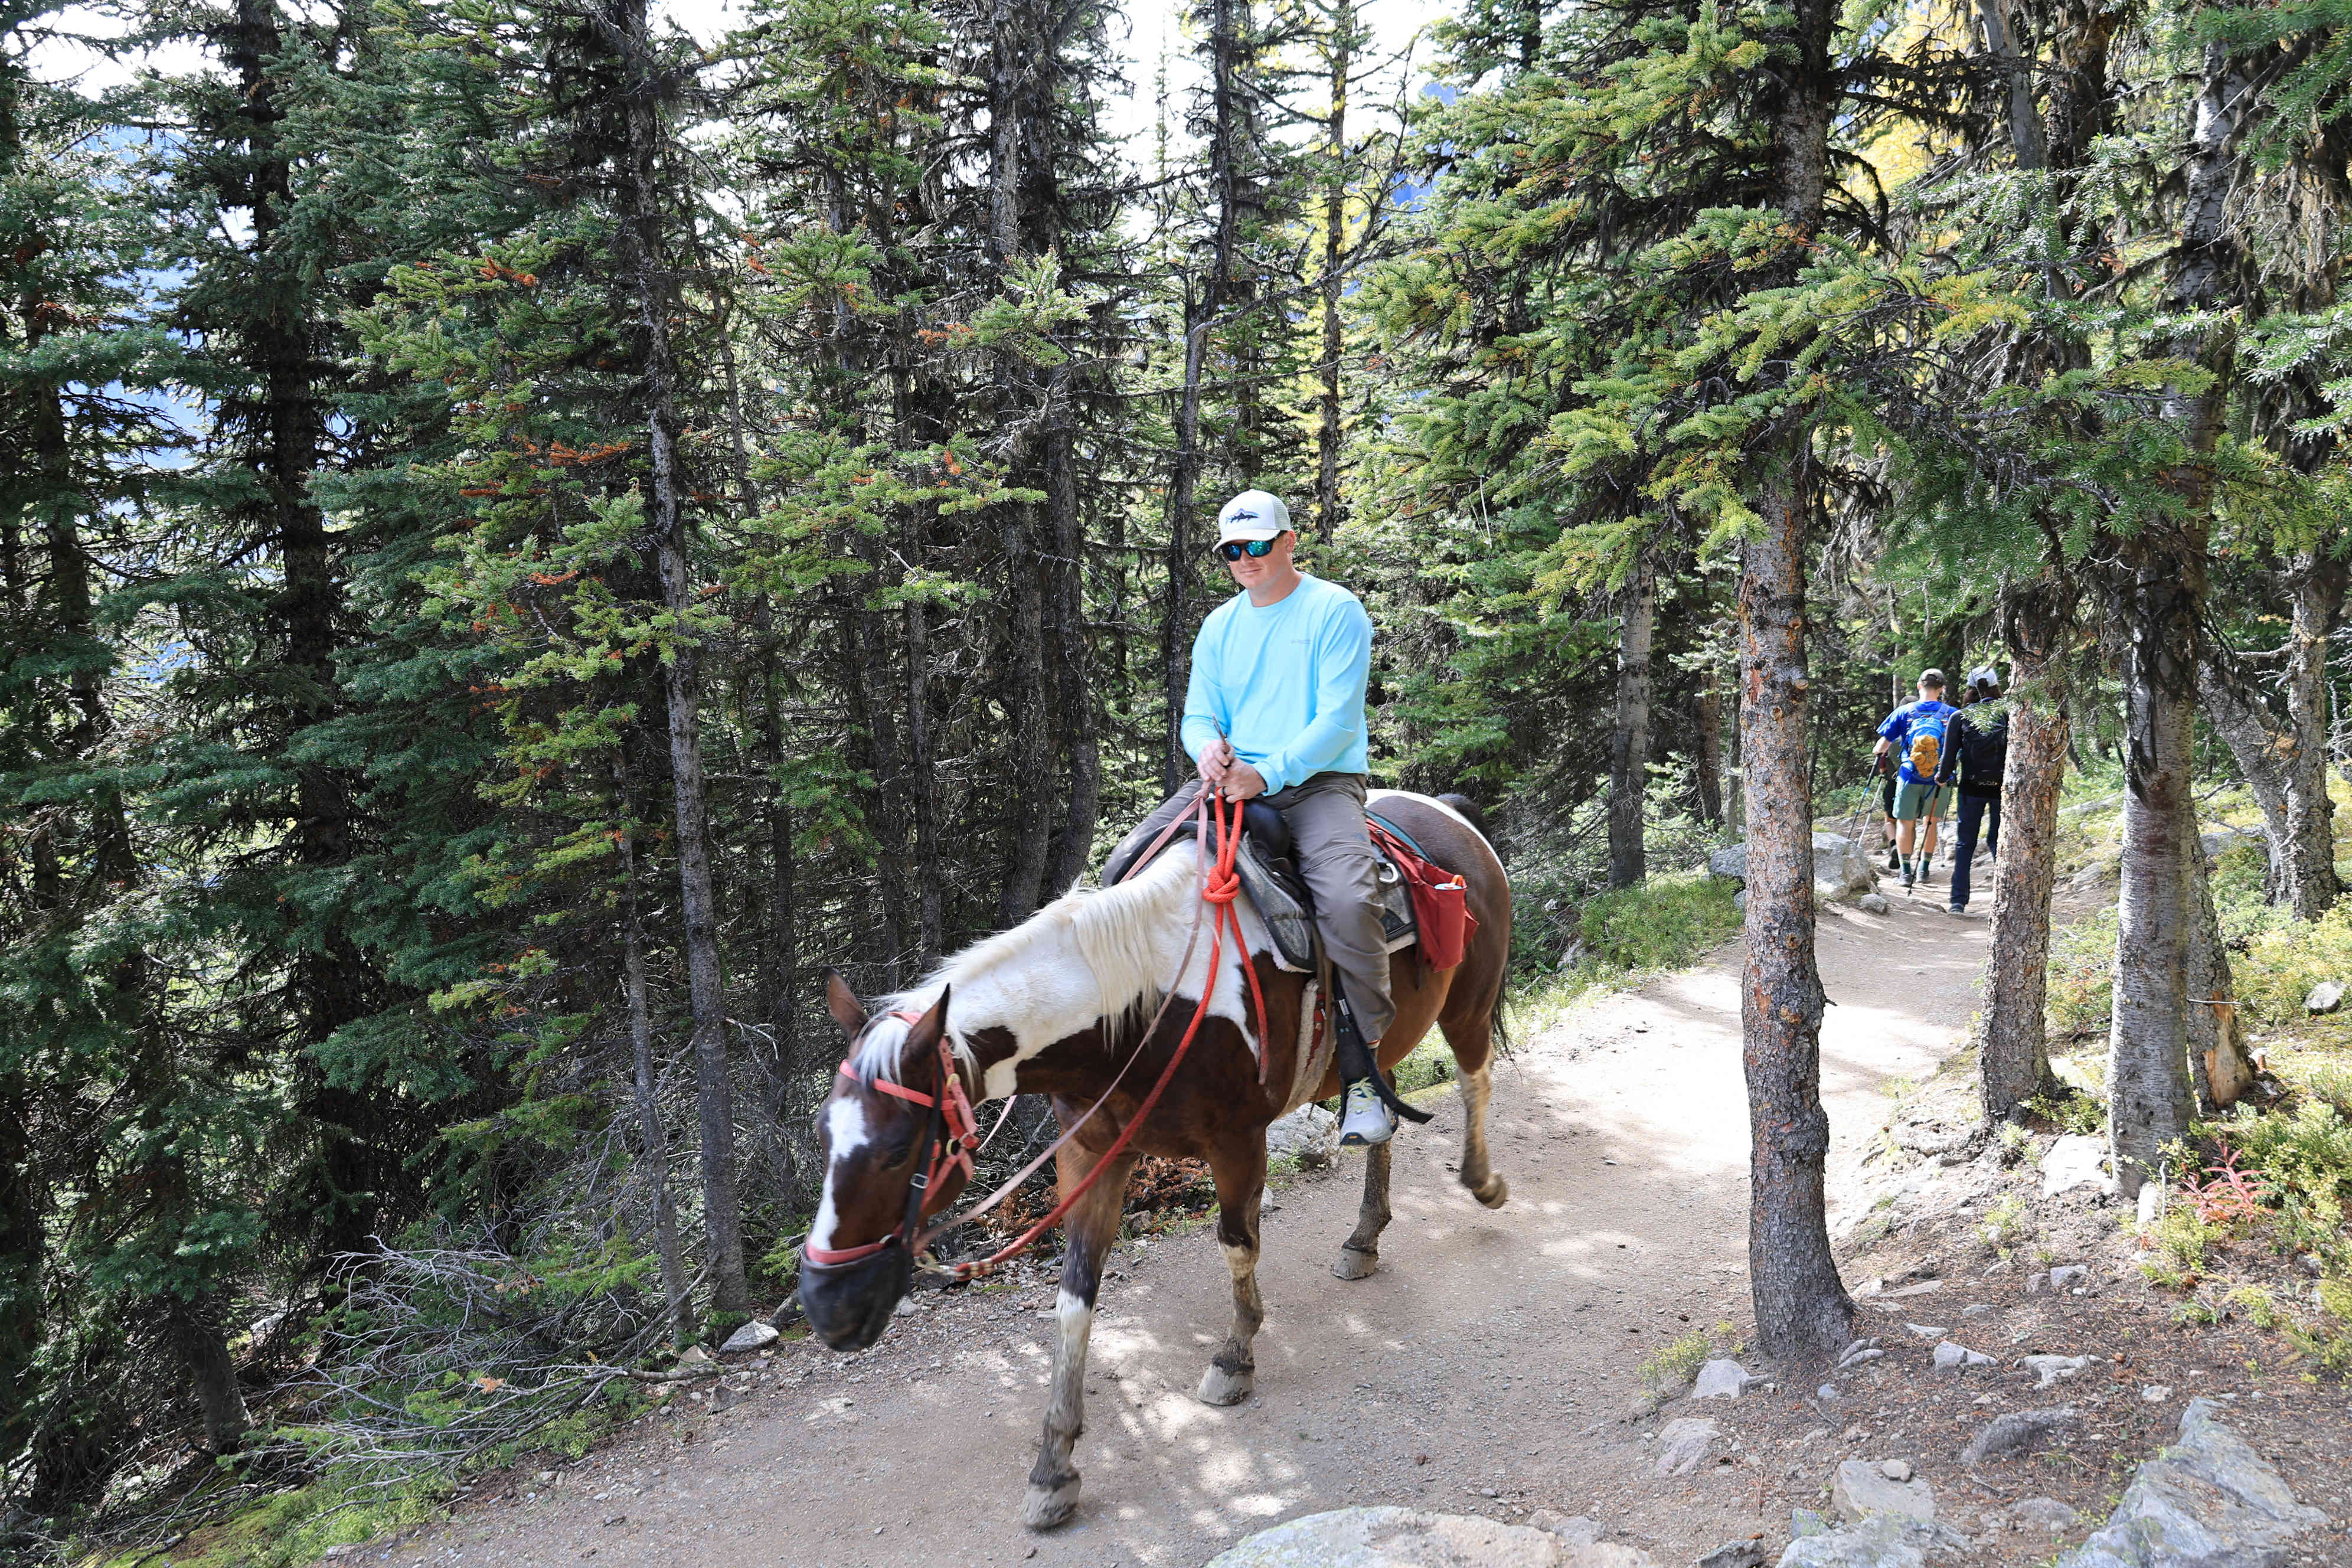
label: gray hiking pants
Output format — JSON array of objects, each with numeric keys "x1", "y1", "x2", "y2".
[{"x1": 1112, "y1": 771, "x2": 1394, "y2": 1042}]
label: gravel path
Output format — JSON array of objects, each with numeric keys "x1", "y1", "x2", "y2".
[{"x1": 387, "y1": 884, "x2": 1990, "y2": 1568}]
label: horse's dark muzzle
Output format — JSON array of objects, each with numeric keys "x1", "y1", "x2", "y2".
[{"x1": 798, "y1": 1244, "x2": 912, "y2": 1351}]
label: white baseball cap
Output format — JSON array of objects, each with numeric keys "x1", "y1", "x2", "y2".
[{"x1": 1216, "y1": 489, "x2": 1291, "y2": 544}]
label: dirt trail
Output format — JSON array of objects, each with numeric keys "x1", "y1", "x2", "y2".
[{"x1": 391, "y1": 882, "x2": 1991, "y2": 1568}]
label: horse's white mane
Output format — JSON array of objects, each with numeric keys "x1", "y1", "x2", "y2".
[{"x1": 847, "y1": 844, "x2": 1200, "y2": 1086}]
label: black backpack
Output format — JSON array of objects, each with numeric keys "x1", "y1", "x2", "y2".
[{"x1": 1955, "y1": 707, "x2": 2008, "y2": 790}]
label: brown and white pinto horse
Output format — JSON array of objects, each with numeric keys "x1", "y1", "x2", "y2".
[{"x1": 798, "y1": 789, "x2": 1511, "y2": 1530}]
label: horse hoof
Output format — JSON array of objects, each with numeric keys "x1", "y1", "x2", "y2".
[
  {"x1": 1333, "y1": 1246, "x2": 1380, "y2": 1280},
  {"x1": 1023, "y1": 1479, "x2": 1080, "y2": 1531},
  {"x1": 1196, "y1": 1366, "x2": 1253, "y2": 1406},
  {"x1": 1472, "y1": 1174, "x2": 1508, "y2": 1209}
]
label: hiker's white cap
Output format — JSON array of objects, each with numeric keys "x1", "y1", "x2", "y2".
[
  {"x1": 1217, "y1": 489, "x2": 1291, "y2": 544},
  {"x1": 1968, "y1": 665, "x2": 2001, "y2": 691}
]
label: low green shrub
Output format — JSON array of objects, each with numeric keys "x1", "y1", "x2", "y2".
[
  {"x1": 2046, "y1": 909, "x2": 2119, "y2": 1039},
  {"x1": 1574, "y1": 871, "x2": 1743, "y2": 973},
  {"x1": 2236, "y1": 904, "x2": 2352, "y2": 1028}
]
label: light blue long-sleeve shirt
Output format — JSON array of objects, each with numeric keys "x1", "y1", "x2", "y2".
[{"x1": 1180, "y1": 574, "x2": 1373, "y2": 794}]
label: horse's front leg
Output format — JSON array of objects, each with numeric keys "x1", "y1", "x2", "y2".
[
  {"x1": 1195, "y1": 1133, "x2": 1267, "y2": 1406},
  {"x1": 1024, "y1": 1138, "x2": 1135, "y2": 1531}
]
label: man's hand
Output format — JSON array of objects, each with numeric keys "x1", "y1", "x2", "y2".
[
  {"x1": 1196, "y1": 736, "x2": 1234, "y2": 789},
  {"x1": 1220, "y1": 761, "x2": 1267, "y2": 802}
]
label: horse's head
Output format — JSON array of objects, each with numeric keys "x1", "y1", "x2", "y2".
[{"x1": 798, "y1": 974, "x2": 972, "y2": 1351}]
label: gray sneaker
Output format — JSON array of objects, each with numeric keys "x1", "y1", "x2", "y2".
[{"x1": 1338, "y1": 1079, "x2": 1396, "y2": 1147}]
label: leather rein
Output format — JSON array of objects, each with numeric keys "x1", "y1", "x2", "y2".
[{"x1": 801, "y1": 788, "x2": 1270, "y2": 1285}]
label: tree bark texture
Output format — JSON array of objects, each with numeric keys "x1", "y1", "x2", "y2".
[
  {"x1": 619, "y1": 784, "x2": 692, "y2": 1342},
  {"x1": 1608, "y1": 562, "x2": 1654, "y2": 889},
  {"x1": 620, "y1": 0, "x2": 747, "y2": 1312},
  {"x1": 1044, "y1": 419, "x2": 1100, "y2": 896},
  {"x1": 2104, "y1": 38, "x2": 2242, "y2": 1197},
  {"x1": 2182, "y1": 818, "x2": 2255, "y2": 1112},
  {"x1": 2200, "y1": 655, "x2": 2296, "y2": 902},
  {"x1": 165, "y1": 1293, "x2": 250, "y2": 1453},
  {"x1": 2282, "y1": 550, "x2": 2344, "y2": 917},
  {"x1": 1979, "y1": 580, "x2": 2072, "y2": 1120},
  {"x1": 1737, "y1": 0, "x2": 1851, "y2": 1371},
  {"x1": 2106, "y1": 531, "x2": 2202, "y2": 1197},
  {"x1": 1314, "y1": 5, "x2": 1351, "y2": 543},
  {"x1": 1695, "y1": 683, "x2": 1726, "y2": 826},
  {"x1": 1738, "y1": 484, "x2": 1852, "y2": 1367}
]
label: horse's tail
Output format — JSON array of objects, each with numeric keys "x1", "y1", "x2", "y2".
[{"x1": 1437, "y1": 791, "x2": 1492, "y2": 841}]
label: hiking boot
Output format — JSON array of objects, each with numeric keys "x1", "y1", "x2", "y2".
[
  {"x1": 1901, "y1": 865, "x2": 1915, "y2": 889},
  {"x1": 1948, "y1": 903, "x2": 1966, "y2": 916},
  {"x1": 1338, "y1": 1079, "x2": 1396, "y2": 1148},
  {"x1": 1886, "y1": 845, "x2": 1902, "y2": 871}
]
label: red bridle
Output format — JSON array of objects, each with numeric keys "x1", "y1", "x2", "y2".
[{"x1": 801, "y1": 1010, "x2": 982, "y2": 1269}]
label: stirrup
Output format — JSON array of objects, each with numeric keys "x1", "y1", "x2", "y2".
[{"x1": 1338, "y1": 1079, "x2": 1395, "y2": 1147}]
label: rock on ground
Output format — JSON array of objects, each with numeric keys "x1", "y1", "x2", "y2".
[
  {"x1": 1856, "y1": 893, "x2": 1891, "y2": 916},
  {"x1": 1697, "y1": 1540, "x2": 1768, "y2": 1568},
  {"x1": 720, "y1": 1318, "x2": 780, "y2": 1353},
  {"x1": 1654, "y1": 1416, "x2": 1720, "y2": 1476},
  {"x1": 1525, "y1": 1513, "x2": 1603, "y2": 1546},
  {"x1": 1962, "y1": 1406, "x2": 2080, "y2": 1465},
  {"x1": 1203, "y1": 1508, "x2": 1655, "y2": 1567},
  {"x1": 2021, "y1": 1353, "x2": 2101, "y2": 1390},
  {"x1": 1778, "y1": 1513, "x2": 1969, "y2": 1568},
  {"x1": 2307, "y1": 979, "x2": 2345, "y2": 1016},
  {"x1": 1709, "y1": 834, "x2": 1876, "y2": 903},
  {"x1": 1831, "y1": 1459, "x2": 1936, "y2": 1524},
  {"x1": 2040, "y1": 1134, "x2": 2109, "y2": 1198},
  {"x1": 1267, "y1": 1103, "x2": 1340, "y2": 1168},
  {"x1": 2055, "y1": 1398, "x2": 2327, "y2": 1568},
  {"x1": 1692, "y1": 1358, "x2": 1757, "y2": 1399},
  {"x1": 2003, "y1": 1498, "x2": 2080, "y2": 1534},
  {"x1": 1929, "y1": 1340, "x2": 1993, "y2": 1371}
]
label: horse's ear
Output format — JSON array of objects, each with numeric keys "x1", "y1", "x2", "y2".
[
  {"x1": 899, "y1": 986, "x2": 951, "y2": 1068},
  {"x1": 825, "y1": 969, "x2": 868, "y2": 1037}
]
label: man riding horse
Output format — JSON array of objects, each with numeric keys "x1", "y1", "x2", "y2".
[{"x1": 1107, "y1": 488, "x2": 1416, "y2": 1148}]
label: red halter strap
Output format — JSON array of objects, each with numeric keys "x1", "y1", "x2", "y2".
[{"x1": 802, "y1": 1010, "x2": 982, "y2": 1269}]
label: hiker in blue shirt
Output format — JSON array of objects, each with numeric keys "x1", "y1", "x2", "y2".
[{"x1": 1874, "y1": 669, "x2": 1958, "y2": 890}]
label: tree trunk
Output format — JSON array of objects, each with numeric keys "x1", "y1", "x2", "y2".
[
  {"x1": 165, "y1": 1294, "x2": 249, "y2": 1453},
  {"x1": 1695, "y1": 682, "x2": 1726, "y2": 827},
  {"x1": 1980, "y1": 578, "x2": 2072, "y2": 1120},
  {"x1": 619, "y1": 771, "x2": 692, "y2": 1342},
  {"x1": 2199, "y1": 654, "x2": 2295, "y2": 902},
  {"x1": 619, "y1": 0, "x2": 747, "y2": 1312},
  {"x1": 1314, "y1": 3, "x2": 1351, "y2": 544},
  {"x1": 997, "y1": 504, "x2": 1054, "y2": 925},
  {"x1": 2281, "y1": 550, "x2": 2344, "y2": 917},
  {"x1": 2106, "y1": 531, "x2": 2202, "y2": 1197},
  {"x1": 1608, "y1": 562, "x2": 1654, "y2": 888},
  {"x1": 2106, "y1": 39, "x2": 2243, "y2": 1198},
  {"x1": 1739, "y1": 478, "x2": 1853, "y2": 1367},
  {"x1": 1044, "y1": 418, "x2": 1101, "y2": 896},
  {"x1": 1739, "y1": 0, "x2": 1850, "y2": 1371},
  {"x1": 2182, "y1": 816, "x2": 2255, "y2": 1112}
]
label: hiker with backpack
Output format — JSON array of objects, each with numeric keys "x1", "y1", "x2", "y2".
[
  {"x1": 1873, "y1": 669, "x2": 1958, "y2": 890},
  {"x1": 1937, "y1": 666, "x2": 2008, "y2": 916}
]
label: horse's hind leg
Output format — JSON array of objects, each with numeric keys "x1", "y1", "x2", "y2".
[
  {"x1": 1024, "y1": 1141, "x2": 1135, "y2": 1532},
  {"x1": 1448, "y1": 1012, "x2": 1509, "y2": 1209},
  {"x1": 1334, "y1": 1141, "x2": 1391, "y2": 1279},
  {"x1": 1195, "y1": 1135, "x2": 1267, "y2": 1406}
]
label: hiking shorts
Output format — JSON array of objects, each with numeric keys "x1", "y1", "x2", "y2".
[{"x1": 1893, "y1": 780, "x2": 1943, "y2": 821}]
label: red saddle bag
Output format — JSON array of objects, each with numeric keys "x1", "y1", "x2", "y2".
[{"x1": 1366, "y1": 821, "x2": 1478, "y2": 971}]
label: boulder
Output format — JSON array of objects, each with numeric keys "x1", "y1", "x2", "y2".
[
  {"x1": 1779, "y1": 1514, "x2": 1969, "y2": 1568},
  {"x1": 1268, "y1": 1104, "x2": 1340, "y2": 1168},
  {"x1": 1831, "y1": 1458, "x2": 1936, "y2": 1524},
  {"x1": 1204, "y1": 1508, "x2": 1655, "y2": 1567},
  {"x1": 720, "y1": 1318, "x2": 780, "y2": 1353},
  {"x1": 2055, "y1": 1399, "x2": 2327, "y2": 1567},
  {"x1": 2040, "y1": 1134, "x2": 2109, "y2": 1198},
  {"x1": 2068, "y1": 858, "x2": 2119, "y2": 891},
  {"x1": 1962, "y1": 1407, "x2": 2080, "y2": 1465},
  {"x1": 1697, "y1": 1541, "x2": 1768, "y2": 1568},
  {"x1": 1930, "y1": 1340, "x2": 1994, "y2": 1371},
  {"x1": 2306, "y1": 980, "x2": 2346, "y2": 1017},
  {"x1": 2006, "y1": 1498, "x2": 2079, "y2": 1534},
  {"x1": 1708, "y1": 835, "x2": 1876, "y2": 903},
  {"x1": 1856, "y1": 893, "x2": 1892, "y2": 916},
  {"x1": 1692, "y1": 1358, "x2": 1758, "y2": 1400},
  {"x1": 1655, "y1": 1416, "x2": 1720, "y2": 1476}
]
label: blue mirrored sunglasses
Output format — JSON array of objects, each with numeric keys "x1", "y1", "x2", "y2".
[{"x1": 1217, "y1": 537, "x2": 1279, "y2": 561}]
